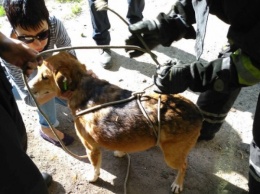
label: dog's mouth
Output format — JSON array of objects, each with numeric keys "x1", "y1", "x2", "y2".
[{"x1": 32, "y1": 90, "x2": 50, "y2": 98}]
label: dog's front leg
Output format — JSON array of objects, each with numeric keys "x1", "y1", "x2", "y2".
[{"x1": 86, "y1": 148, "x2": 101, "y2": 182}]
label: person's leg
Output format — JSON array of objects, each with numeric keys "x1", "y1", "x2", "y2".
[
  {"x1": 126, "y1": 0, "x2": 145, "y2": 24},
  {"x1": 196, "y1": 88, "x2": 241, "y2": 140},
  {"x1": 39, "y1": 98, "x2": 58, "y2": 129},
  {"x1": 38, "y1": 98, "x2": 74, "y2": 147},
  {"x1": 249, "y1": 93, "x2": 260, "y2": 194},
  {"x1": 88, "y1": 0, "x2": 110, "y2": 45},
  {"x1": 0, "y1": 68, "x2": 48, "y2": 194},
  {"x1": 88, "y1": 0, "x2": 112, "y2": 69},
  {"x1": 55, "y1": 97, "x2": 67, "y2": 107}
]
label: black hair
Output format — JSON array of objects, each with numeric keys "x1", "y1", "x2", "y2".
[{"x1": 3, "y1": 0, "x2": 49, "y2": 31}]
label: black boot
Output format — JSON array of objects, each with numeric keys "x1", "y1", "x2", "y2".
[{"x1": 198, "y1": 121, "x2": 223, "y2": 141}]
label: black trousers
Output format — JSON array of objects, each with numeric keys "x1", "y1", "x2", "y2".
[
  {"x1": 0, "y1": 67, "x2": 48, "y2": 194},
  {"x1": 197, "y1": 88, "x2": 241, "y2": 138},
  {"x1": 197, "y1": 87, "x2": 260, "y2": 193}
]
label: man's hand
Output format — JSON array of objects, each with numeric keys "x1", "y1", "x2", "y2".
[
  {"x1": 125, "y1": 19, "x2": 161, "y2": 58},
  {"x1": 0, "y1": 32, "x2": 42, "y2": 75},
  {"x1": 153, "y1": 59, "x2": 192, "y2": 94}
]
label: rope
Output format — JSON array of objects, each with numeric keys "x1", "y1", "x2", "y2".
[
  {"x1": 124, "y1": 154, "x2": 131, "y2": 194},
  {"x1": 36, "y1": 45, "x2": 147, "y2": 58},
  {"x1": 76, "y1": 91, "x2": 143, "y2": 117}
]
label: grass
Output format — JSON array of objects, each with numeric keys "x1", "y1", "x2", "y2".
[
  {"x1": 0, "y1": 6, "x2": 6, "y2": 17},
  {"x1": 71, "y1": 4, "x2": 82, "y2": 15},
  {"x1": 55, "y1": 0, "x2": 82, "y2": 17}
]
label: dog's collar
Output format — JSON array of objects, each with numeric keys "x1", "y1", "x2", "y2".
[{"x1": 63, "y1": 78, "x2": 68, "y2": 91}]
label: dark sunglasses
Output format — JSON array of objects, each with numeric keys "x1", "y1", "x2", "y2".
[{"x1": 15, "y1": 29, "x2": 50, "y2": 44}]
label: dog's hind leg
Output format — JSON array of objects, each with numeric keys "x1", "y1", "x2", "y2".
[
  {"x1": 160, "y1": 139, "x2": 194, "y2": 193},
  {"x1": 163, "y1": 153, "x2": 187, "y2": 193},
  {"x1": 86, "y1": 147, "x2": 101, "y2": 182},
  {"x1": 170, "y1": 160, "x2": 187, "y2": 193}
]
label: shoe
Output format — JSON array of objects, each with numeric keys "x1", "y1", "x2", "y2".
[
  {"x1": 41, "y1": 172, "x2": 52, "y2": 187},
  {"x1": 99, "y1": 49, "x2": 112, "y2": 69},
  {"x1": 40, "y1": 130, "x2": 74, "y2": 147}
]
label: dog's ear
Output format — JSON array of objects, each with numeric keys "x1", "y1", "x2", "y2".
[
  {"x1": 55, "y1": 70, "x2": 78, "y2": 92},
  {"x1": 56, "y1": 72, "x2": 70, "y2": 92}
]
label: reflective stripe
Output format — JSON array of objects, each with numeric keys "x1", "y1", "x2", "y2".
[
  {"x1": 199, "y1": 109, "x2": 227, "y2": 124},
  {"x1": 231, "y1": 49, "x2": 260, "y2": 85},
  {"x1": 249, "y1": 168, "x2": 260, "y2": 182},
  {"x1": 199, "y1": 108, "x2": 228, "y2": 118},
  {"x1": 203, "y1": 117, "x2": 225, "y2": 124},
  {"x1": 250, "y1": 141, "x2": 260, "y2": 178}
]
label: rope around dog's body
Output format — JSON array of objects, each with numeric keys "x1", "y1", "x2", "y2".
[{"x1": 75, "y1": 89, "x2": 161, "y2": 147}]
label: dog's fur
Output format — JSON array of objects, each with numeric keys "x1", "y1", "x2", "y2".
[{"x1": 29, "y1": 52, "x2": 202, "y2": 193}]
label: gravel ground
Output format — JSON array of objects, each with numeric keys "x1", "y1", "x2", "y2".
[{"x1": 1, "y1": 0, "x2": 258, "y2": 193}]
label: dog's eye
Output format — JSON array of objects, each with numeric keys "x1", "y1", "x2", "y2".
[{"x1": 41, "y1": 74, "x2": 49, "y2": 80}]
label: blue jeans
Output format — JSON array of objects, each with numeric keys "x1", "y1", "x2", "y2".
[
  {"x1": 88, "y1": 0, "x2": 145, "y2": 45},
  {"x1": 12, "y1": 86, "x2": 67, "y2": 129}
]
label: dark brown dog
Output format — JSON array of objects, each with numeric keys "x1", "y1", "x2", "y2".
[{"x1": 29, "y1": 52, "x2": 202, "y2": 193}]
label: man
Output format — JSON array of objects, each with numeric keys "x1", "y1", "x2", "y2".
[
  {"x1": 0, "y1": 31, "x2": 51, "y2": 194},
  {"x1": 125, "y1": 0, "x2": 260, "y2": 193},
  {"x1": 88, "y1": 0, "x2": 144, "y2": 69}
]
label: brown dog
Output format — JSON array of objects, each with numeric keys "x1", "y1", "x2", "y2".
[{"x1": 29, "y1": 52, "x2": 202, "y2": 193}]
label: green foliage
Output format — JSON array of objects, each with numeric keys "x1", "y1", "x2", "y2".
[
  {"x1": 71, "y1": 4, "x2": 82, "y2": 15},
  {"x1": 0, "y1": 6, "x2": 6, "y2": 17}
]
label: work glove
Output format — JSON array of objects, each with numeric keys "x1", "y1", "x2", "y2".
[
  {"x1": 125, "y1": 19, "x2": 161, "y2": 58},
  {"x1": 153, "y1": 57, "x2": 241, "y2": 95},
  {"x1": 153, "y1": 59, "x2": 191, "y2": 94}
]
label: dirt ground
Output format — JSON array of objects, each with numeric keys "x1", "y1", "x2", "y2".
[{"x1": 1, "y1": 0, "x2": 258, "y2": 193}]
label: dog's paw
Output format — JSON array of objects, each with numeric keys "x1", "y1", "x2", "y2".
[
  {"x1": 171, "y1": 182, "x2": 183, "y2": 193},
  {"x1": 86, "y1": 172, "x2": 100, "y2": 182},
  {"x1": 114, "y1": 151, "x2": 126, "y2": 157}
]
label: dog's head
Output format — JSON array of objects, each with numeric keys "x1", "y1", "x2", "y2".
[{"x1": 29, "y1": 51, "x2": 87, "y2": 97}]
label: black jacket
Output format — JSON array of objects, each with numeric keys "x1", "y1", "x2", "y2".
[{"x1": 159, "y1": 0, "x2": 260, "y2": 63}]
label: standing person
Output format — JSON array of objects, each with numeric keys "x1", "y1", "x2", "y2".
[
  {"x1": 2, "y1": 0, "x2": 75, "y2": 147},
  {"x1": 0, "y1": 31, "x2": 50, "y2": 194},
  {"x1": 88, "y1": 0, "x2": 145, "y2": 69},
  {"x1": 125, "y1": 0, "x2": 260, "y2": 193}
]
